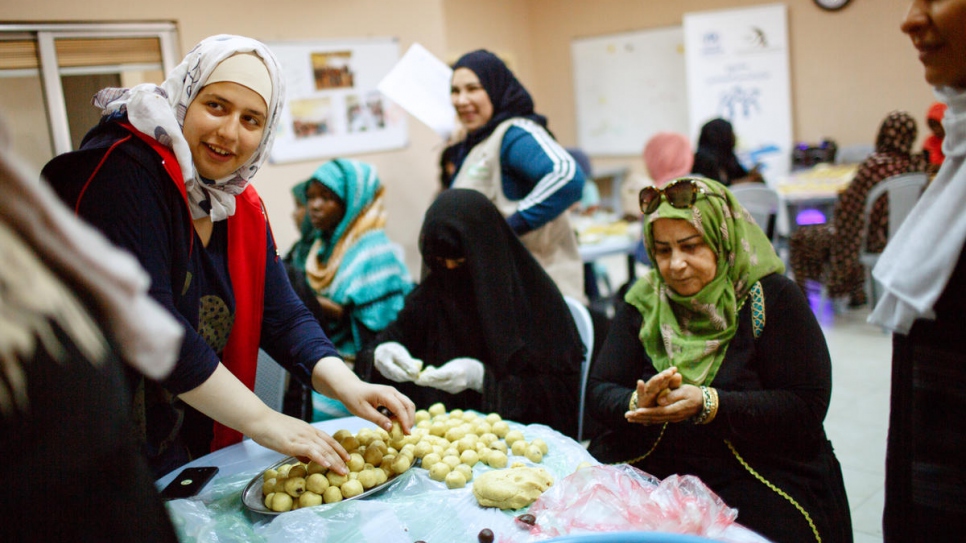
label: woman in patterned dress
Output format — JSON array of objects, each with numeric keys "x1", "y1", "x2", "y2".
[{"x1": 789, "y1": 111, "x2": 925, "y2": 307}]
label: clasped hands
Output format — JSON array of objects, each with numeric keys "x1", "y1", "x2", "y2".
[
  {"x1": 374, "y1": 342, "x2": 483, "y2": 394},
  {"x1": 625, "y1": 367, "x2": 704, "y2": 426}
]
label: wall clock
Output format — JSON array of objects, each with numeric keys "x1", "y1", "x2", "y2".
[{"x1": 814, "y1": 0, "x2": 852, "y2": 11}]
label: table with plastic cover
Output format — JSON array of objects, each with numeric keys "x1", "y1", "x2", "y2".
[{"x1": 156, "y1": 415, "x2": 598, "y2": 542}]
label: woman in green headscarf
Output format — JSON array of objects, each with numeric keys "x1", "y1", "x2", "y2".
[{"x1": 587, "y1": 178, "x2": 852, "y2": 543}]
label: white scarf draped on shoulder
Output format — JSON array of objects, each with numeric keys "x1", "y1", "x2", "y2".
[{"x1": 869, "y1": 86, "x2": 966, "y2": 333}]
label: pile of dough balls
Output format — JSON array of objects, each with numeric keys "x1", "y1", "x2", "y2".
[
  {"x1": 411, "y1": 403, "x2": 549, "y2": 491},
  {"x1": 260, "y1": 423, "x2": 413, "y2": 513}
]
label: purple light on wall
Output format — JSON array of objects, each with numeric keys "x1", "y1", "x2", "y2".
[{"x1": 796, "y1": 208, "x2": 827, "y2": 225}]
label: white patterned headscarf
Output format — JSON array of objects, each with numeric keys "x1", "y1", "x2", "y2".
[{"x1": 92, "y1": 34, "x2": 285, "y2": 221}]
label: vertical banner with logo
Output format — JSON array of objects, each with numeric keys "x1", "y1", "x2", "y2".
[{"x1": 684, "y1": 3, "x2": 792, "y2": 180}]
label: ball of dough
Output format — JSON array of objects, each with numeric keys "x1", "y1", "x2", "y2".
[
  {"x1": 444, "y1": 426, "x2": 467, "y2": 442},
  {"x1": 486, "y1": 450, "x2": 508, "y2": 469},
  {"x1": 491, "y1": 440, "x2": 508, "y2": 454},
  {"x1": 491, "y1": 421, "x2": 510, "y2": 438},
  {"x1": 422, "y1": 452, "x2": 442, "y2": 470},
  {"x1": 373, "y1": 467, "x2": 388, "y2": 485},
  {"x1": 264, "y1": 491, "x2": 275, "y2": 508},
  {"x1": 326, "y1": 472, "x2": 348, "y2": 488},
  {"x1": 460, "y1": 449, "x2": 480, "y2": 467},
  {"x1": 323, "y1": 486, "x2": 343, "y2": 504},
  {"x1": 363, "y1": 445, "x2": 384, "y2": 466},
  {"x1": 332, "y1": 429, "x2": 353, "y2": 442},
  {"x1": 484, "y1": 413, "x2": 502, "y2": 424},
  {"x1": 263, "y1": 468, "x2": 278, "y2": 481},
  {"x1": 449, "y1": 408, "x2": 464, "y2": 419},
  {"x1": 277, "y1": 463, "x2": 294, "y2": 478},
  {"x1": 358, "y1": 469, "x2": 379, "y2": 490},
  {"x1": 299, "y1": 491, "x2": 323, "y2": 508},
  {"x1": 339, "y1": 435, "x2": 360, "y2": 451},
  {"x1": 415, "y1": 409, "x2": 431, "y2": 423},
  {"x1": 428, "y1": 461, "x2": 452, "y2": 482},
  {"x1": 442, "y1": 455, "x2": 461, "y2": 469},
  {"x1": 504, "y1": 430, "x2": 525, "y2": 446},
  {"x1": 306, "y1": 461, "x2": 327, "y2": 475},
  {"x1": 531, "y1": 438, "x2": 549, "y2": 455},
  {"x1": 445, "y1": 470, "x2": 467, "y2": 489},
  {"x1": 455, "y1": 463, "x2": 474, "y2": 482},
  {"x1": 392, "y1": 455, "x2": 412, "y2": 475},
  {"x1": 306, "y1": 473, "x2": 329, "y2": 494},
  {"x1": 271, "y1": 492, "x2": 294, "y2": 512},
  {"x1": 347, "y1": 453, "x2": 366, "y2": 472},
  {"x1": 341, "y1": 479, "x2": 364, "y2": 498},
  {"x1": 428, "y1": 402, "x2": 447, "y2": 417},
  {"x1": 414, "y1": 440, "x2": 434, "y2": 459},
  {"x1": 525, "y1": 445, "x2": 544, "y2": 463},
  {"x1": 283, "y1": 477, "x2": 306, "y2": 497},
  {"x1": 262, "y1": 477, "x2": 276, "y2": 496},
  {"x1": 288, "y1": 464, "x2": 307, "y2": 479},
  {"x1": 511, "y1": 439, "x2": 528, "y2": 456}
]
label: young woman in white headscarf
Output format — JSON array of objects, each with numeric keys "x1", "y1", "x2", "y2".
[
  {"x1": 873, "y1": 2, "x2": 966, "y2": 539},
  {"x1": 42, "y1": 34, "x2": 414, "y2": 477}
]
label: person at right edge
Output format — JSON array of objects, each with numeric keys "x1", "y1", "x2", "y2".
[
  {"x1": 873, "y1": 1, "x2": 966, "y2": 540},
  {"x1": 587, "y1": 177, "x2": 852, "y2": 542}
]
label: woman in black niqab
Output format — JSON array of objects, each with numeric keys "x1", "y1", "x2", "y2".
[{"x1": 354, "y1": 189, "x2": 584, "y2": 438}]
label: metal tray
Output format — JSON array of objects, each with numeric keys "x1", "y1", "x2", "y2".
[{"x1": 242, "y1": 456, "x2": 404, "y2": 515}]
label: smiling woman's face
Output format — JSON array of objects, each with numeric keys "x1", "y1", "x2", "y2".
[
  {"x1": 902, "y1": 0, "x2": 966, "y2": 89},
  {"x1": 182, "y1": 81, "x2": 267, "y2": 180},
  {"x1": 450, "y1": 67, "x2": 494, "y2": 132}
]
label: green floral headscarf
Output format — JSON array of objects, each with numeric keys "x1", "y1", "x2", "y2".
[{"x1": 625, "y1": 177, "x2": 784, "y2": 386}]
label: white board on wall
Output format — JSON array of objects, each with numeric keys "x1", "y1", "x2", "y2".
[{"x1": 571, "y1": 26, "x2": 689, "y2": 156}]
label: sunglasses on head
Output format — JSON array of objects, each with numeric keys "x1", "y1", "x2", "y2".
[{"x1": 638, "y1": 178, "x2": 724, "y2": 215}]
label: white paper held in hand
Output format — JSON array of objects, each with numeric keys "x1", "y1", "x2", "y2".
[{"x1": 376, "y1": 43, "x2": 457, "y2": 141}]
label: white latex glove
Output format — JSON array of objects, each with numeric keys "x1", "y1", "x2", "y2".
[
  {"x1": 415, "y1": 357, "x2": 484, "y2": 394},
  {"x1": 373, "y1": 342, "x2": 423, "y2": 383}
]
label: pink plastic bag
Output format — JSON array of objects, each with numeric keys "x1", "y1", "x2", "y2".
[{"x1": 508, "y1": 464, "x2": 768, "y2": 542}]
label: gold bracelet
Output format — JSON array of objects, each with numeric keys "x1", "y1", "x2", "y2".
[
  {"x1": 628, "y1": 390, "x2": 639, "y2": 411},
  {"x1": 704, "y1": 387, "x2": 719, "y2": 425},
  {"x1": 693, "y1": 385, "x2": 718, "y2": 425}
]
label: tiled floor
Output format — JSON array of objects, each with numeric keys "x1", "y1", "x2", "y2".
[
  {"x1": 593, "y1": 255, "x2": 891, "y2": 542},
  {"x1": 816, "y1": 301, "x2": 891, "y2": 543}
]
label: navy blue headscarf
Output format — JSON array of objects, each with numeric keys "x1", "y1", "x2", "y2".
[{"x1": 451, "y1": 50, "x2": 549, "y2": 172}]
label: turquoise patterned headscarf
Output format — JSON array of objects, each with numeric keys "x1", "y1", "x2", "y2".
[
  {"x1": 625, "y1": 177, "x2": 784, "y2": 386},
  {"x1": 302, "y1": 159, "x2": 412, "y2": 354}
]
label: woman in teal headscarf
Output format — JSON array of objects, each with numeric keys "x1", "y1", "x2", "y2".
[
  {"x1": 292, "y1": 158, "x2": 413, "y2": 355},
  {"x1": 587, "y1": 177, "x2": 851, "y2": 542}
]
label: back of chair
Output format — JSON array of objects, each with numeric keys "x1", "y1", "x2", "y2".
[
  {"x1": 863, "y1": 172, "x2": 929, "y2": 241},
  {"x1": 860, "y1": 171, "x2": 929, "y2": 308},
  {"x1": 563, "y1": 296, "x2": 594, "y2": 442},
  {"x1": 729, "y1": 184, "x2": 780, "y2": 241},
  {"x1": 254, "y1": 349, "x2": 288, "y2": 413}
]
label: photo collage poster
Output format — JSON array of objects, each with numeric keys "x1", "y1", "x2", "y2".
[{"x1": 268, "y1": 38, "x2": 408, "y2": 163}]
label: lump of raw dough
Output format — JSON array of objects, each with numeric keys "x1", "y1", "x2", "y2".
[{"x1": 472, "y1": 466, "x2": 553, "y2": 510}]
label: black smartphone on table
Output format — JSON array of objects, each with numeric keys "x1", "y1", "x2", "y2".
[{"x1": 160, "y1": 466, "x2": 220, "y2": 501}]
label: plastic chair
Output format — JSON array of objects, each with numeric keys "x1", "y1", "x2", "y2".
[
  {"x1": 859, "y1": 171, "x2": 928, "y2": 308},
  {"x1": 835, "y1": 143, "x2": 875, "y2": 165},
  {"x1": 729, "y1": 183, "x2": 790, "y2": 273},
  {"x1": 254, "y1": 349, "x2": 288, "y2": 413},
  {"x1": 564, "y1": 296, "x2": 594, "y2": 442},
  {"x1": 544, "y1": 532, "x2": 719, "y2": 543}
]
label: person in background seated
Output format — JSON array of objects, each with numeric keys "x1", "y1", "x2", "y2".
[
  {"x1": 692, "y1": 118, "x2": 763, "y2": 186},
  {"x1": 873, "y1": 2, "x2": 966, "y2": 539},
  {"x1": 448, "y1": 49, "x2": 586, "y2": 303},
  {"x1": 0, "y1": 117, "x2": 179, "y2": 541},
  {"x1": 788, "y1": 111, "x2": 926, "y2": 308},
  {"x1": 42, "y1": 35, "x2": 414, "y2": 477},
  {"x1": 354, "y1": 189, "x2": 585, "y2": 439},
  {"x1": 923, "y1": 101, "x2": 948, "y2": 171},
  {"x1": 620, "y1": 132, "x2": 695, "y2": 266},
  {"x1": 285, "y1": 159, "x2": 414, "y2": 421},
  {"x1": 566, "y1": 147, "x2": 600, "y2": 215},
  {"x1": 587, "y1": 177, "x2": 852, "y2": 542}
]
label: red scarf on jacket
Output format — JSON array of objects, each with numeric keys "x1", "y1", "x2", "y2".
[{"x1": 121, "y1": 123, "x2": 266, "y2": 451}]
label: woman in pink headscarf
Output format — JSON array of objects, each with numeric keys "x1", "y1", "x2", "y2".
[{"x1": 620, "y1": 132, "x2": 694, "y2": 220}]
